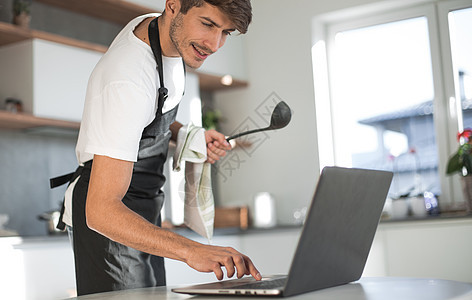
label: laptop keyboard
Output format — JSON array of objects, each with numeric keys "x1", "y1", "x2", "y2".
[{"x1": 234, "y1": 277, "x2": 287, "y2": 290}]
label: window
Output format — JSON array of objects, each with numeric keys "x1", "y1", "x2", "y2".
[
  {"x1": 446, "y1": 7, "x2": 472, "y2": 130},
  {"x1": 313, "y1": 0, "x2": 472, "y2": 209}
]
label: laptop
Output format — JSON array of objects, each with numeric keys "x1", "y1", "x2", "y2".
[{"x1": 172, "y1": 166, "x2": 393, "y2": 297}]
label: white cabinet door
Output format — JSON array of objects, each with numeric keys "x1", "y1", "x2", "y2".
[
  {"x1": 0, "y1": 39, "x2": 102, "y2": 122},
  {"x1": 0, "y1": 237, "x2": 76, "y2": 300},
  {"x1": 33, "y1": 39, "x2": 102, "y2": 122},
  {"x1": 381, "y1": 219, "x2": 472, "y2": 282}
]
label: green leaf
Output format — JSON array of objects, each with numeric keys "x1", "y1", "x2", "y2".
[{"x1": 446, "y1": 152, "x2": 461, "y2": 175}]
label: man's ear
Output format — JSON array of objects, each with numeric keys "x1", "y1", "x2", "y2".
[{"x1": 164, "y1": 0, "x2": 181, "y2": 17}]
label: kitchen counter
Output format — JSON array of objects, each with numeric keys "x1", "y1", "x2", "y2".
[
  {"x1": 1, "y1": 215, "x2": 471, "y2": 299},
  {"x1": 169, "y1": 211, "x2": 472, "y2": 237},
  {"x1": 380, "y1": 211, "x2": 472, "y2": 223},
  {"x1": 68, "y1": 277, "x2": 472, "y2": 300},
  {"x1": 1, "y1": 210, "x2": 471, "y2": 240}
]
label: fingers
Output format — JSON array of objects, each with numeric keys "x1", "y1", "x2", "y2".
[
  {"x1": 232, "y1": 254, "x2": 246, "y2": 279},
  {"x1": 211, "y1": 262, "x2": 225, "y2": 281},
  {"x1": 206, "y1": 142, "x2": 227, "y2": 163},
  {"x1": 222, "y1": 255, "x2": 236, "y2": 278},
  {"x1": 187, "y1": 244, "x2": 261, "y2": 281},
  {"x1": 221, "y1": 248, "x2": 261, "y2": 280},
  {"x1": 244, "y1": 255, "x2": 262, "y2": 280},
  {"x1": 205, "y1": 130, "x2": 231, "y2": 148},
  {"x1": 204, "y1": 129, "x2": 232, "y2": 164}
]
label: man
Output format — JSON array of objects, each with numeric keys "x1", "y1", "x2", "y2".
[{"x1": 55, "y1": 0, "x2": 260, "y2": 296}]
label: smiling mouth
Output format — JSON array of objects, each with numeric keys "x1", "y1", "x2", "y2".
[{"x1": 192, "y1": 44, "x2": 211, "y2": 60}]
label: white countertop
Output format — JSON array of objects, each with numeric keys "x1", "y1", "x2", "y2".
[{"x1": 68, "y1": 277, "x2": 472, "y2": 300}]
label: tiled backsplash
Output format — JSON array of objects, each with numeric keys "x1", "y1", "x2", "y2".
[{"x1": 0, "y1": 130, "x2": 77, "y2": 236}]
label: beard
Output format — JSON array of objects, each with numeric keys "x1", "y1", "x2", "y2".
[
  {"x1": 169, "y1": 13, "x2": 209, "y2": 69},
  {"x1": 169, "y1": 12, "x2": 184, "y2": 55}
]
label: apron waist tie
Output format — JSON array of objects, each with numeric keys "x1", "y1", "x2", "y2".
[
  {"x1": 50, "y1": 161, "x2": 92, "y2": 230},
  {"x1": 50, "y1": 172, "x2": 75, "y2": 189}
]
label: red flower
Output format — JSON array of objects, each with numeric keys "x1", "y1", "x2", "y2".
[{"x1": 457, "y1": 128, "x2": 472, "y2": 142}]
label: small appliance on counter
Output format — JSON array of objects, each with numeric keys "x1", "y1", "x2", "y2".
[{"x1": 253, "y1": 192, "x2": 277, "y2": 228}]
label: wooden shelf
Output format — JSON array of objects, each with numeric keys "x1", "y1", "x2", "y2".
[
  {"x1": 197, "y1": 71, "x2": 248, "y2": 92},
  {"x1": 0, "y1": 110, "x2": 80, "y2": 130},
  {"x1": 0, "y1": 22, "x2": 108, "y2": 52},
  {"x1": 36, "y1": 0, "x2": 156, "y2": 26}
]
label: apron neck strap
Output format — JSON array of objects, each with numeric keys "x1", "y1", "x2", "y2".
[
  {"x1": 148, "y1": 17, "x2": 168, "y2": 115},
  {"x1": 148, "y1": 17, "x2": 187, "y2": 115}
]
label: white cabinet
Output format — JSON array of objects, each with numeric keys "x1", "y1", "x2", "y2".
[
  {"x1": 0, "y1": 236, "x2": 76, "y2": 300},
  {"x1": 0, "y1": 39, "x2": 102, "y2": 122},
  {"x1": 366, "y1": 218, "x2": 472, "y2": 282}
]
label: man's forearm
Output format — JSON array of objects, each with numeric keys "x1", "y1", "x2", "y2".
[{"x1": 85, "y1": 154, "x2": 196, "y2": 262}]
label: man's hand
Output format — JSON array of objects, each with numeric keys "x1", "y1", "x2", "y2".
[
  {"x1": 205, "y1": 129, "x2": 232, "y2": 164},
  {"x1": 186, "y1": 243, "x2": 262, "y2": 281}
]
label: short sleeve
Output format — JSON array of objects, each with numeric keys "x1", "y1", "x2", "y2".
[{"x1": 79, "y1": 81, "x2": 156, "y2": 162}]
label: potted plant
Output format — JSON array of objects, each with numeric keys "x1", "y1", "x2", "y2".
[
  {"x1": 446, "y1": 128, "x2": 472, "y2": 212},
  {"x1": 202, "y1": 109, "x2": 222, "y2": 130},
  {"x1": 12, "y1": 0, "x2": 31, "y2": 29}
]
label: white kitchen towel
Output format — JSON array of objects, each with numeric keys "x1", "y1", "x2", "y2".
[{"x1": 173, "y1": 123, "x2": 214, "y2": 241}]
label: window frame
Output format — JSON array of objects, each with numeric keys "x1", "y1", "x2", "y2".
[{"x1": 312, "y1": 0, "x2": 472, "y2": 209}]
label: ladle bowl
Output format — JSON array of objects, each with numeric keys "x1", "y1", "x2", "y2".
[{"x1": 226, "y1": 101, "x2": 292, "y2": 141}]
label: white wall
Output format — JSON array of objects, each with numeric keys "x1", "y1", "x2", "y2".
[{"x1": 211, "y1": 0, "x2": 439, "y2": 224}]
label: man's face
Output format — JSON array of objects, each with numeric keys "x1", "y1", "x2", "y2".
[{"x1": 169, "y1": 3, "x2": 236, "y2": 69}]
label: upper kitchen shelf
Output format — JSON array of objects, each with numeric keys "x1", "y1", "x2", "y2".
[
  {"x1": 0, "y1": 21, "x2": 108, "y2": 52},
  {"x1": 35, "y1": 0, "x2": 154, "y2": 26},
  {"x1": 0, "y1": 0, "x2": 248, "y2": 92},
  {"x1": 0, "y1": 110, "x2": 80, "y2": 130}
]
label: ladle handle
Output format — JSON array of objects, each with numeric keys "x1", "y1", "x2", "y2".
[{"x1": 226, "y1": 127, "x2": 270, "y2": 142}]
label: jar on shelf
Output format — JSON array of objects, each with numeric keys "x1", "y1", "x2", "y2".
[{"x1": 5, "y1": 98, "x2": 23, "y2": 113}]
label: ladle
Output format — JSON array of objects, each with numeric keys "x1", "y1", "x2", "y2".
[{"x1": 226, "y1": 101, "x2": 292, "y2": 141}]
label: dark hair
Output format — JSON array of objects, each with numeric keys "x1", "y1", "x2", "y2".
[{"x1": 179, "y1": 0, "x2": 252, "y2": 34}]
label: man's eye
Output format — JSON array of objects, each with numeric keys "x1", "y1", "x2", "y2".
[
  {"x1": 223, "y1": 31, "x2": 232, "y2": 36},
  {"x1": 202, "y1": 22, "x2": 212, "y2": 27}
]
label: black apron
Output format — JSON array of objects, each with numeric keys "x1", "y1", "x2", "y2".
[{"x1": 50, "y1": 17, "x2": 183, "y2": 296}]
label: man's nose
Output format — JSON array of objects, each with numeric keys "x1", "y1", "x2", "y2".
[{"x1": 206, "y1": 31, "x2": 224, "y2": 53}]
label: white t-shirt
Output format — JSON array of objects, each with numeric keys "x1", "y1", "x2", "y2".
[{"x1": 63, "y1": 14, "x2": 185, "y2": 227}]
